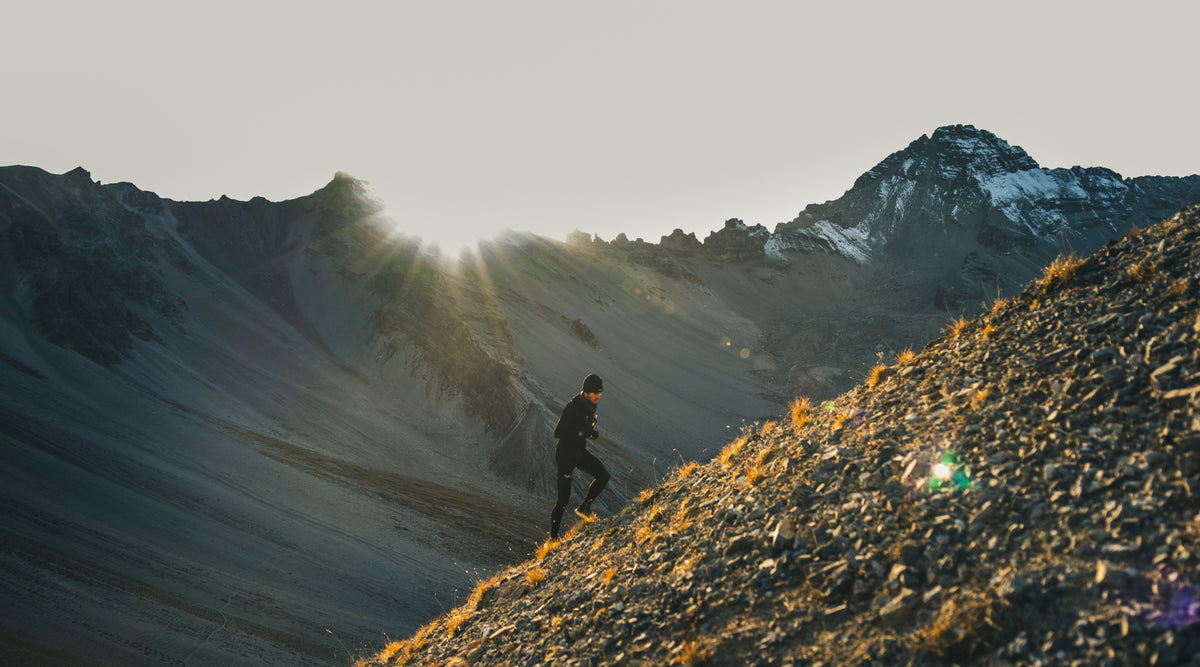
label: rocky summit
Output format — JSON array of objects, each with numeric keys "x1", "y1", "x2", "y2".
[{"x1": 359, "y1": 206, "x2": 1200, "y2": 666}]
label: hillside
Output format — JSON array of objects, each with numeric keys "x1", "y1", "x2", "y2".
[{"x1": 359, "y1": 206, "x2": 1200, "y2": 666}]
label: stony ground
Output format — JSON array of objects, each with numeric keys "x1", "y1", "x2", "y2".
[{"x1": 358, "y1": 206, "x2": 1200, "y2": 666}]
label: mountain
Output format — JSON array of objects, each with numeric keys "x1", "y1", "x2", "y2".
[
  {"x1": 358, "y1": 205, "x2": 1200, "y2": 667},
  {"x1": 766, "y1": 124, "x2": 1200, "y2": 308},
  {"x1": 1, "y1": 125, "x2": 1198, "y2": 664}
]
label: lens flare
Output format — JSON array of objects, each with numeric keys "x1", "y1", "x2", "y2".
[
  {"x1": 1135, "y1": 568, "x2": 1199, "y2": 631},
  {"x1": 922, "y1": 450, "x2": 973, "y2": 492}
]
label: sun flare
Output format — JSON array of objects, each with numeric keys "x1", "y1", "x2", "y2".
[{"x1": 366, "y1": 185, "x2": 498, "y2": 258}]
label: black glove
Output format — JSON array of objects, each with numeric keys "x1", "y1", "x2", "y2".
[{"x1": 587, "y1": 429, "x2": 600, "y2": 440}]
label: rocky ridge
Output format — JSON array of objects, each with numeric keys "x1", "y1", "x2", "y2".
[{"x1": 360, "y1": 206, "x2": 1200, "y2": 666}]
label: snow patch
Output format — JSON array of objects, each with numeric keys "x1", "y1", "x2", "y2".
[
  {"x1": 980, "y1": 169, "x2": 1088, "y2": 205},
  {"x1": 763, "y1": 234, "x2": 794, "y2": 262},
  {"x1": 806, "y1": 219, "x2": 873, "y2": 264}
]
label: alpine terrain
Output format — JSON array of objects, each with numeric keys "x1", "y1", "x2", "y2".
[
  {"x1": 361, "y1": 206, "x2": 1200, "y2": 666},
  {"x1": 1, "y1": 125, "x2": 1197, "y2": 665}
]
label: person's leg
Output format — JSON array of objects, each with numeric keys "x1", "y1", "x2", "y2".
[
  {"x1": 550, "y1": 446, "x2": 576, "y2": 539},
  {"x1": 575, "y1": 450, "x2": 610, "y2": 513}
]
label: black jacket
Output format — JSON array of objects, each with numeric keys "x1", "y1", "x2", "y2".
[{"x1": 554, "y1": 392, "x2": 598, "y2": 449}]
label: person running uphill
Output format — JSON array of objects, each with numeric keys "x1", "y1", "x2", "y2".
[{"x1": 549, "y1": 373, "x2": 610, "y2": 539}]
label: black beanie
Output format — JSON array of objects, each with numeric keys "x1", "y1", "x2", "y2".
[{"x1": 582, "y1": 373, "x2": 603, "y2": 393}]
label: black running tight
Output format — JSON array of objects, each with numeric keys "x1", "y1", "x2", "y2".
[{"x1": 550, "y1": 444, "x2": 609, "y2": 536}]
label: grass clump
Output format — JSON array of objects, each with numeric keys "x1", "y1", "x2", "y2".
[
  {"x1": 718, "y1": 434, "x2": 750, "y2": 469},
  {"x1": 1126, "y1": 257, "x2": 1163, "y2": 284},
  {"x1": 526, "y1": 567, "x2": 546, "y2": 587},
  {"x1": 534, "y1": 538, "x2": 559, "y2": 562},
  {"x1": 946, "y1": 316, "x2": 971, "y2": 340},
  {"x1": 1038, "y1": 253, "x2": 1084, "y2": 292},
  {"x1": 356, "y1": 624, "x2": 435, "y2": 667},
  {"x1": 970, "y1": 386, "x2": 991, "y2": 410},
  {"x1": 917, "y1": 590, "x2": 1016, "y2": 661},
  {"x1": 988, "y1": 296, "x2": 1013, "y2": 314},
  {"x1": 444, "y1": 605, "x2": 471, "y2": 637},
  {"x1": 673, "y1": 461, "x2": 698, "y2": 481},
  {"x1": 670, "y1": 499, "x2": 693, "y2": 533},
  {"x1": 745, "y1": 444, "x2": 780, "y2": 485},
  {"x1": 672, "y1": 638, "x2": 711, "y2": 666},
  {"x1": 789, "y1": 397, "x2": 814, "y2": 429},
  {"x1": 635, "y1": 522, "x2": 657, "y2": 546},
  {"x1": 867, "y1": 363, "x2": 889, "y2": 389},
  {"x1": 896, "y1": 347, "x2": 916, "y2": 365}
]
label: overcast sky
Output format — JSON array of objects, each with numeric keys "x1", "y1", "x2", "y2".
[{"x1": 5, "y1": 1, "x2": 1198, "y2": 252}]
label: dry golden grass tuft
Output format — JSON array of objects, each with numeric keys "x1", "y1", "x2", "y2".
[
  {"x1": 534, "y1": 538, "x2": 559, "y2": 562},
  {"x1": 526, "y1": 567, "x2": 546, "y2": 587},
  {"x1": 562, "y1": 513, "x2": 598, "y2": 541},
  {"x1": 1126, "y1": 258, "x2": 1163, "y2": 284},
  {"x1": 377, "y1": 641, "x2": 404, "y2": 663},
  {"x1": 444, "y1": 605, "x2": 471, "y2": 637},
  {"x1": 946, "y1": 316, "x2": 971, "y2": 340},
  {"x1": 673, "y1": 639, "x2": 712, "y2": 666},
  {"x1": 745, "y1": 444, "x2": 779, "y2": 485},
  {"x1": 718, "y1": 434, "x2": 750, "y2": 469},
  {"x1": 896, "y1": 347, "x2": 916, "y2": 365},
  {"x1": 603, "y1": 567, "x2": 617, "y2": 585},
  {"x1": 1039, "y1": 253, "x2": 1084, "y2": 291},
  {"x1": 981, "y1": 321, "x2": 997, "y2": 340},
  {"x1": 467, "y1": 573, "x2": 502, "y2": 609},
  {"x1": 635, "y1": 522, "x2": 657, "y2": 546},
  {"x1": 1170, "y1": 278, "x2": 1190, "y2": 296},
  {"x1": 637, "y1": 488, "x2": 655, "y2": 504},
  {"x1": 758, "y1": 420, "x2": 778, "y2": 436},
  {"x1": 867, "y1": 363, "x2": 889, "y2": 389},
  {"x1": 917, "y1": 591, "x2": 1015, "y2": 661},
  {"x1": 789, "y1": 397, "x2": 814, "y2": 429},
  {"x1": 673, "y1": 461, "x2": 698, "y2": 481},
  {"x1": 670, "y1": 499, "x2": 693, "y2": 533},
  {"x1": 744, "y1": 466, "x2": 766, "y2": 486},
  {"x1": 356, "y1": 623, "x2": 436, "y2": 667},
  {"x1": 970, "y1": 386, "x2": 991, "y2": 410}
]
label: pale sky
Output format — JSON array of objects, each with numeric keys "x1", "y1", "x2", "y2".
[{"x1": 5, "y1": 1, "x2": 1198, "y2": 253}]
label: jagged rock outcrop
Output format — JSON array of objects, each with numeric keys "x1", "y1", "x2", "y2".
[
  {"x1": 659, "y1": 228, "x2": 702, "y2": 253},
  {"x1": 360, "y1": 206, "x2": 1200, "y2": 667},
  {"x1": 703, "y1": 218, "x2": 770, "y2": 262},
  {"x1": 0, "y1": 166, "x2": 185, "y2": 365}
]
